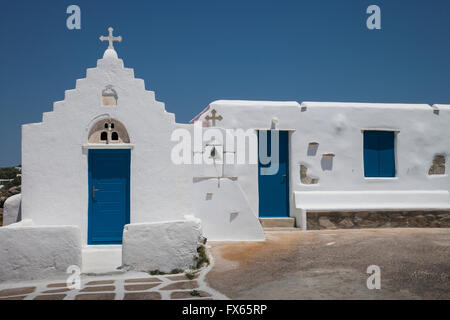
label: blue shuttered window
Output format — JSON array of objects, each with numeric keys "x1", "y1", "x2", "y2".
[{"x1": 363, "y1": 131, "x2": 396, "y2": 177}]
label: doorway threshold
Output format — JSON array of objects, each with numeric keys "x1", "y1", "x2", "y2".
[{"x1": 82, "y1": 245, "x2": 123, "y2": 275}]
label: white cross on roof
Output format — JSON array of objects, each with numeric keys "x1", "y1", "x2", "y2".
[{"x1": 99, "y1": 27, "x2": 122, "y2": 50}]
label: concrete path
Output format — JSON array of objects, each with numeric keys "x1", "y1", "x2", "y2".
[
  {"x1": 205, "y1": 228, "x2": 450, "y2": 299},
  {"x1": 0, "y1": 248, "x2": 228, "y2": 300}
]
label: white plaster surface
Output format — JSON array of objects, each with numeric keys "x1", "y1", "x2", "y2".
[
  {"x1": 6, "y1": 218, "x2": 34, "y2": 227},
  {"x1": 189, "y1": 125, "x2": 264, "y2": 240},
  {"x1": 194, "y1": 100, "x2": 450, "y2": 221},
  {"x1": 122, "y1": 216, "x2": 204, "y2": 273},
  {"x1": 3, "y1": 194, "x2": 21, "y2": 226},
  {"x1": 21, "y1": 50, "x2": 193, "y2": 245},
  {"x1": 19, "y1": 44, "x2": 450, "y2": 252},
  {"x1": 192, "y1": 178, "x2": 265, "y2": 241},
  {"x1": 0, "y1": 222, "x2": 81, "y2": 281},
  {"x1": 294, "y1": 190, "x2": 450, "y2": 211},
  {"x1": 82, "y1": 245, "x2": 122, "y2": 274}
]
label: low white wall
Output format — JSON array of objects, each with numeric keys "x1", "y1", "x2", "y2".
[
  {"x1": 122, "y1": 216, "x2": 204, "y2": 273},
  {"x1": 3, "y1": 194, "x2": 21, "y2": 226},
  {"x1": 0, "y1": 222, "x2": 81, "y2": 282}
]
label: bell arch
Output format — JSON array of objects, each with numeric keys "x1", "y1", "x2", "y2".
[{"x1": 88, "y1": 118, "x2": 130, "y2": 144}]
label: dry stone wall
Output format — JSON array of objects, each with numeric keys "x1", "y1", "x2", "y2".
[{"x1": 307, "y1": 211, "x2": 450, "y2": 230}]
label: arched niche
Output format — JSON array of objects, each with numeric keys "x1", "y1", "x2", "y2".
[{"x1": 88, "y1": 118, "x2": 130, "y2": 144}]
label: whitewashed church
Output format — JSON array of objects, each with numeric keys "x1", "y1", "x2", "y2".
[{"x1": 2, "y1": 28, "x2": 450, "y2": 279}]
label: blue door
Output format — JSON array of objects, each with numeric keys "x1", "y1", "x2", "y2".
[
  {"x1": 363, "y1": 131, "x2": 396, "y2": 177},
  {"x1": 258, "y1": 131, "x2": 290, "y2": 217},
  {"x1": 88, "y1": 149, "x2": 130, "y2": 244}
]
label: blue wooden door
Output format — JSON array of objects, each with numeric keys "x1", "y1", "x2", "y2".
[
  {"x1": 88, "y1": 149, "x2": 130, "y2": 244},
  {"x1": 363, "y1": 131, "x2": 395, "y2": 177},
  {"x1": 258, "y1": 131, "x2": 290, "y2": 217}
]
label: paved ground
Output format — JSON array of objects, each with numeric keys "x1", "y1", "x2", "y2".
[
  {"x1": 0, "y1": 268, "x2": 228, "y2": 300},
  {"x1": 205, "y1": 228, "x2": 450, "y2": 299},
  {"x1": 0, "y1": 241, "x2": 228, "y2": 300},
  {"x1": 2, "y1": 228, "x2": 449, "y2": 300}
]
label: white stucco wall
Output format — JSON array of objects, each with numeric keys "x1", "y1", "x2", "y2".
[
  {"x1": 122, "y1": 216, "x2": 204, "y2": 273},
  {"x1": 182, "y1": 123, "x2": 265, "y2": 240},
  {"x1": 21, "y1": 50, "x2": 192, "y2": 245},
  {"x1": 192, "y1": 178, "x2": 265, "y2": 241},
  {"x1": 0, "y1": 222, "x2": 81, "y2": 281},
  {"x1": 3, "y1": 194, "x2": 21, "y2": 226},
  {"x1": 194, "y1": 100, "x2": 450, "y2": 218},
  {"x1": 21, "y1": 46, "x2": 450, "y2": 244}
]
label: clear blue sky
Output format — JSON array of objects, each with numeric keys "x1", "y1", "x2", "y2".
[{"x1": 1, "y1": 0, "x2": 450, "y2": 167}]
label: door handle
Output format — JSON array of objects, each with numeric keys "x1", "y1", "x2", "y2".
[
  {"x1": 92, "y1": 186, "x2": 100, "y2": 199},
  {"x1": 281, "y1": 174, "x2": 287, "y2": 184}
]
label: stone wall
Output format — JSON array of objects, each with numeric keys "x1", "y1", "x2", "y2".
[
  {"x1": 307, "y1": 211, "x2": 450, "y2": 230},
  {"x1": 428, "y1": 155, "x2": 446, "y2": 175},
  {"x1": 300, "y1": 164, "x2": 319, "y2": 185}
]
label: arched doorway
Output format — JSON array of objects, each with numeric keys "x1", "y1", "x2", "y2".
[{"x1": 87, "y1": 118, "x2": 131, "y2": 244}]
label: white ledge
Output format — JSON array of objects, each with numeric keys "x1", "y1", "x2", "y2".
[
  {"x1": 294, "y1": 190, "x2": 450, "y2": 211},
  {"x1": 82, "y1": 144, "x2": 134, "y2": 150}
]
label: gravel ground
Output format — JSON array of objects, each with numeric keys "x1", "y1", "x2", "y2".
[{"x1": 205, "y1": 228, "x2": 450, "y2": 299}]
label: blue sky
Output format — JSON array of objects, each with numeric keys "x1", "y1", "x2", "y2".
[{"x1": 1, "y1": 0, "x2": 450, "y2": 167}]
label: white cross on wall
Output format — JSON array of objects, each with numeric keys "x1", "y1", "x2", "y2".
[{"x1": 99, "y1": 27, "x2": 122, "y2": 50}]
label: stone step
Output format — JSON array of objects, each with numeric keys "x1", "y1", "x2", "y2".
[
  {"x1": 82, "y1": 245, "x2": 123, "y2": 274},
  {"x1": 264, "y1": 227, "x2": 301, "y2": 232},
  {"x1": 259, "y1": 217, "x2": 296, "y2": 228}
]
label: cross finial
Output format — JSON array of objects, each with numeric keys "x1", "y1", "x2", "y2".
[
  {"x1": 99, "y1": 27, "x2": 122, "y2": 50},
  {"x1": 205, "y1": 109, "x2": 223, "y2": 127}
]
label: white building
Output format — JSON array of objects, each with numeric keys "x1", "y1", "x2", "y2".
[{"x1": 17, "y1": 29, "x2": 450, "y2": 247}]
